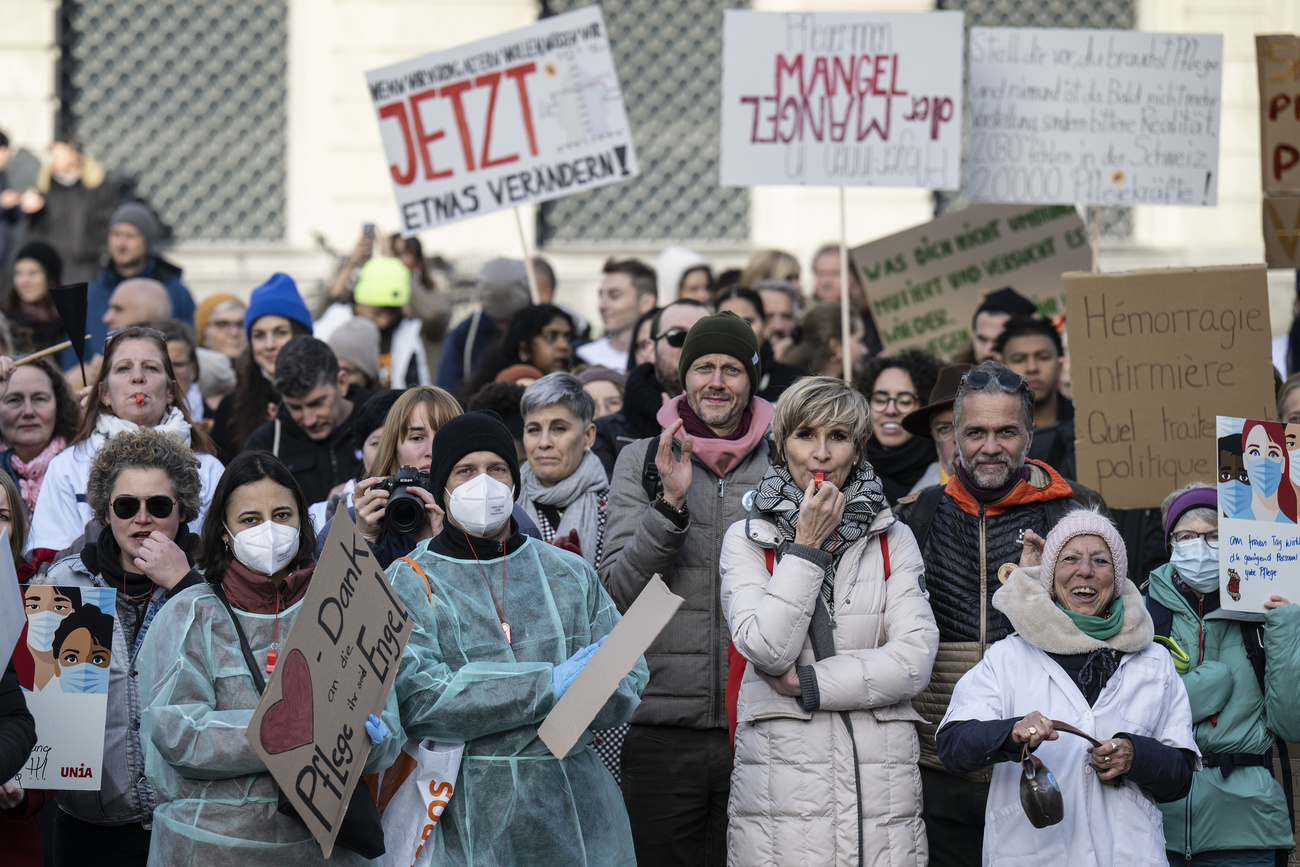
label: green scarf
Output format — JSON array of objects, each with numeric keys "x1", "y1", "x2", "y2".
[{"x1": 1056, "y1": 596, "x2": 1124, "y2": 640}]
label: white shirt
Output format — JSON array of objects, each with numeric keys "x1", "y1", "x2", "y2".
[{"x1": 576, "y1": 337, "x2": 628, "y2": 372}]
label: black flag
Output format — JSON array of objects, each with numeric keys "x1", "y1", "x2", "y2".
[{"x1": 50, "y1": 282, "x2": 89, "y2": 384}]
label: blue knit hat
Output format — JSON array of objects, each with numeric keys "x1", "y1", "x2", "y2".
[{"x1": 244, "y1": 273, "x2": 313, "y2": 339}]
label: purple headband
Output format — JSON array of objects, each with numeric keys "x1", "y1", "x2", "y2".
[{"x1": 1163, "y1": 487, "x2": 1219, "y2": 552}]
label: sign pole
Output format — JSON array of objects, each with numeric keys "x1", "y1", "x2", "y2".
[
  {"x1": 839, "y1": 186, "x2": 853, "y2": 382},
  {"x1": 513, "y1": 206, "x2": 541, "y2": 303}
]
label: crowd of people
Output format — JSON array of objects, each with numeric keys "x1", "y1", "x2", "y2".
[{"x1": 0, "y1": 130, "x2": 1297, "y2": 867}]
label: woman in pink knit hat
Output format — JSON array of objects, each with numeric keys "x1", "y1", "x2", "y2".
[{"x1": 936, "y1": 507, "x2": 1200, "y2": 866}]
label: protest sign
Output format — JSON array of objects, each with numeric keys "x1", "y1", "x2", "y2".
[
  {"x1": 539, "y1": 575, "x2": 682, "y2": 759},
  {"x1": 0, "y1": 533, "x2": 22, "y2": 662},
  {"x1": 1257, "y1": 36, "x2": 1300, "y2": 267},
  {"x1": 366, "y1": 6, "x2": 638, "y2": 235},
  {"x1": 968, "y1": 27, "x2": 1222, "y2": 206},
  {"x1": 1064, "y1": 265, "x2": 1274, "y2": 510},
  {"x1": 11, "y1": 585, "x2": 115, "y2": 790},
  {"x1": 718, "y1": 10, "x2": 964, "y2": 189},
  {"x1": 1215, "y1": 415, "x2": 1300, "y2": 619},
  {"x1": 849, "y1": 203, "x2": 1089, "y2": 356},
  {"x1": 247, "y1": 512, "x2": 411, "y2": 857},
  {"x1": 1263, "y1": 195, "x2": 1300, "y2": 269}
]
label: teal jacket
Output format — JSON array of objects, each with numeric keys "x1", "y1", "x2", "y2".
[{"x1": 1148, "y1": 562, "x2": 1300, "y2": 857}]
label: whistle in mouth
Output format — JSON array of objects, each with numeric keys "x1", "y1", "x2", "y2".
[{"x1": 814, "y1": 472, "x2": 824, "y2": 489}]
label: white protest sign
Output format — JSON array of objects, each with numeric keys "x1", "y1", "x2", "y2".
[
  {"x1": 12, "y1": 585, "x2": 116, "y2": 790},
  {"x1": 366, "y1": 5, "x2": 639, "y2": 235},
  {"x1": 0, "y1": 531, "x2": 23, "y2": 662},
  {"x1": 968, "y1": 27, "x2": 1222, "y2": 206},
  {"x1": 719, "y1": 10, "x2": 964, "y2": 189},
  {"x1": 1216, "y1": 416, "x2": 1300, "y2": 620}
]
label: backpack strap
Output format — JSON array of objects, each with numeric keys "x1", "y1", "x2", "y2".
[
  {"x1": 1144, "y1": 595, "x2": 1175, "y2": 639},
  {"x1": 1239, "y1": 620, "x2": 1267, "y2": 694},
  {"x1": 397, "y1": 556, "x2": 432, "y2": 602},
  {"x1": 641, "y1": 437, "x2": 662, "y2": 501},
  {"x1": 880, "y1": 532, "x2": 891, "y2": 581}
]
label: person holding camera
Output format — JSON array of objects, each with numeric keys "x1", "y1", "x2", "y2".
[{"x1": 318, "y1": 385, "x2": 541, "y2": 569}]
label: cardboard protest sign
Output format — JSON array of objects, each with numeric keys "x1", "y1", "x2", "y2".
[
  {"x1": 1258, "y1": 35, "x2": 1300, "y2": 193},
  {"x1": 718, "y1": 10, "x2": 964, "y2": 189},
  {"x1": 1064, "y1": 265, "x2": 1274, "y2": 510},
  {"x1": 540, "y1": 575, "x2": 682, "y2": 759},
  {"x1": 247, "y1": 512, "x2": 411, "y2": 857},
  {"x1": 10, "y1": 585, "x2": 115, "y2": 790},
  {"x1": 366, "y1": 6, "x2": 638, "y2": 235},
  {"x1": 849, "y1": 203, "x2": 1089, "y2": 356},
  {"x1": 1215, "y1": 415, "x2": 1300, "y2": 619},
  {"x1": 1263, "y1": 195, "x2": 1300, "y2": 269},
  {"x1": 968, "y1": 27, "x2": 1222, "y2": 206}
]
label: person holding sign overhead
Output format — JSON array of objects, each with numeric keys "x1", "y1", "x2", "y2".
[
  {"x1": 136, "y1": 450, "x2": 403, "y2": 866},
  {"x1": 387, "y1": 410, "x2": 645, "y2": 867}
]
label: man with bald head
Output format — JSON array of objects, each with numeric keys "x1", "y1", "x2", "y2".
[{"x1": 103, "y1": 277, "x2": 173, "y2": 331}]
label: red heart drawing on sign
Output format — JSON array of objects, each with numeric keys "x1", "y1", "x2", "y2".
[{"x1": 259, "y1": 648, "x2": 314, "y2": 754}]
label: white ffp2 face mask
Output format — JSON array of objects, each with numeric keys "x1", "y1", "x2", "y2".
[
  {"x1": 226, "y1": 521, "x2": 300, "y2": 576},
  {"x1": 445, "y1": 473, "x2": 514, "y2": 537}
]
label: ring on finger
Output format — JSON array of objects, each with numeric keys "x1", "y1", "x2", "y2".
[
  {"x1": 1027, "y1": 726, "x2": 1037, "y2": 735},
  {"x1": 1104, "y1": 755, "x2": 1111, "y2": 764}
]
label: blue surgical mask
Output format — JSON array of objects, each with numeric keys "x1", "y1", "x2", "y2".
[
  {"x1": 1218, "y1": 480, "x2": 1253, "y2": 519},
  {"x1": 1171, "y1": 539, "x2": 1220, "y2": 594},
  {"x1": 60, "y1": 662, "x2": 111, "y2": 694},
  {"x1": 1245, "y1": 453, "x2": 1283, "y2": 499}
]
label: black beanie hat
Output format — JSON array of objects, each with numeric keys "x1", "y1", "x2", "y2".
[
  {"x1": 14, "y1": 241, "x2": 63, "y2": 287},
  {"x1": 678, "y1": 311, "x2": 762, "y2": 395},
  {"x1": 427, "y1": 410, "x2": 521, "y2": 509}
]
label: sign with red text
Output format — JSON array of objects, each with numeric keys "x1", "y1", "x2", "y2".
[
  {"x1": 968, "y1": 28, "x2": 1222, "y2": 206},
  {"x1": 366, "y1": 5, "x2": 638, "y2": 234},
  {"x1": 719, "y1": 10, "x2": 964, "y2": 189},
  {"x1": 1258, "y1": 35, "x2": 1300, "y2": 194},
  {"x1": 1064, "y1": 265, "x2": 1274, "y2": 510},
  {"x1": 247, "y1": 512, "x2": 411, "y2": 857},
  {"x1": 850, "y1": 203, "x2": 1089, "y2": 357}
]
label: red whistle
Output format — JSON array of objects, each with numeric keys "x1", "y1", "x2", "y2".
[
  {"x1": 265, "y1": 648, "x2": 278, "y2": 674},
  {"x1": 814, "y1": 472, "x2": 824, "y2": 489},
  {"x1": 134, "y1": 394, "x2": 145, "y2": 406}
]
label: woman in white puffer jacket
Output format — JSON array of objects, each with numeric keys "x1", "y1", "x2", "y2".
[{"x1": 721, "y1": 375, "x2": 939, "y2": 867}]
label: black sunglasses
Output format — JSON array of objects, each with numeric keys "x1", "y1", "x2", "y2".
[
  {"x1": 961, "y1": 371, "x2": 1029, "y2": 392},
  {"x1": 112, "y1": 495, "x2": 176, "y2": 521},
  {"x1": 654, "y1": 328, "x2": 689, "y2": 348}
]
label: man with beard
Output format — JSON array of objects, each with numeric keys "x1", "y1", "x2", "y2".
[
  {"x1": 893, "y1": 359, "x2": 1108, "y2": 867},
  {"x1": 591, "y1": 298, "x2": 706, "y2": 476},
  {"x1": 601, "y1": 311, "x2": 774, "y2": 866}
]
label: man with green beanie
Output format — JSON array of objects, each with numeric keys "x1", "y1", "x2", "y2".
[
  {"x1": 313, "y1": 255, "x2": 431, "y2": 388},
  {"x1": 601, "y1": 311, "x2": 776, "y2": 866}
]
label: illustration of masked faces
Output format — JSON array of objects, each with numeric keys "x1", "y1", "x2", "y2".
[
  {"x1": 54, "y1": 627, "x2": 112, "y2": 694},
  {"x1": 1219, "y1": 449, "x2": 1252, "y2": 519},
  {"x1": 24, "y1": 586, "x2": 76, "y2": 653},
  {"x1": 1244, "y1": 425, "x2": 1285, "y2": 502},
  {"x1": 1286, "y1": 423, "x2": 1300, "y2": 488}
]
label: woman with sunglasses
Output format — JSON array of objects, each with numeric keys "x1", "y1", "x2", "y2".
[
  {"x1": 28, "y1": 325, "x2": 224, "y2": 556},
  {"x1": 859, "y1": 349, "x2": 942, "y2": 506},
  {"x1": 135, "y1": 450, "x2": 402, "y2": 865},
  {"x1": 36, "y1": 428, "x2": 204, "y2": 867}
]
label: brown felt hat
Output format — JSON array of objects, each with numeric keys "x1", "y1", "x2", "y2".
[{"x1": 901, "y1": 363, "x2": 973, "y2": 439}]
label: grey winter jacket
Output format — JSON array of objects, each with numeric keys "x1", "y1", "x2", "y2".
[{"x1": 599, "y1": 434, "x2": 773, "y2": 730}]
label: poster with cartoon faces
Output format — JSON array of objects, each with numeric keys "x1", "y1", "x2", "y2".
[
  {"x1": 10, "y1": 585, "x2": 115, "y2": 790},
  {"x1": 1216, "y1": 417, "x2": 1300, "y2": 619}
]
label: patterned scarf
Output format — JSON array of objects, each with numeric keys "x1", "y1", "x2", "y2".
[
  {"x1": 753, "y1": 460, "x2": 888, "y2": 604},
  {"x1": 11, "y1": 435, "x2": 66, "y2": 513}
]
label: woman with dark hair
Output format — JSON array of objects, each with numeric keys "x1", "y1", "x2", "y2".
[
  {"x1": 4, "y1": 241, "x2": 78, "y2": 371},
  {"x1": 137, "y1": 451, "x2": 402, "y2": 865},
  {"x1": 782, "y1": 302, "x2": 868, "y2": 380},
  {"x1": 209, "y1": 274, "x2": 314, "y2": 461},
  {"x1": 463, "y1": 304, "x2": 574, "y2": 398},
  {"x1": 860, "y1": 349, "x2": 943, "y2": 505},
  {"x1": 715, "y1": 287, "x2": 809, "y2": 403},
  {"x1": 0, "y1": 356, "x2": 81, "y2": 514},
  {"x1": 29, "y1": 326, "x2": 224, "y2": 555},
  {"x1": 37, "y1": 428, "x2": 206, "y2": 867}
]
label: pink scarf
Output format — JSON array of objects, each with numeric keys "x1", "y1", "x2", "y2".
[
  {"x1": 657, "y1": 395, "x2": 773, "y2": 478},
  {"x1": 12, "y1": 436, "x2": 66, "y2": 514}
]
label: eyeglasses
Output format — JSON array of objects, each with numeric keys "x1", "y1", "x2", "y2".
[
  {"x1": 1171, "y1": 529, "x2": 1219, "y2": 548},
  {"x1": 961, "y1": 371, "x2": 1029, "y2": 393},
  {"x1": 868, "y1": 391, "x2": 919, "y2": 412},
  {"x1": 654, "y1": 328, "x2": 689, "y2": 348},
  {"x1": 111, "y1": 495, "x2": 176, "y2": 521}
]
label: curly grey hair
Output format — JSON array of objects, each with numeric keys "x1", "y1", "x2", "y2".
[{"x1": 86, "y1": 428, "x2": 202, "y2": 525}]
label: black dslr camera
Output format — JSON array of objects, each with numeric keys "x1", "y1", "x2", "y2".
[{"x1": 377, "y1": 465, "x2": 432, "y2": 535}]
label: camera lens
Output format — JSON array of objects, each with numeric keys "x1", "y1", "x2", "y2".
[{"x1": 386, "y1": 487, "x2": 425, "y2": 536}]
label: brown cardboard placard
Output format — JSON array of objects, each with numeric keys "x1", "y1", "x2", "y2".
[
  {"x1": 538, "y1": 575, "x2": 682, "y2": 759},
  {"x1": 1263, "y1": 195, "x2": 1300, "y2": 268},
  {"x1": 245, "y1": 511, "x2": 411, "y2": 858},
  {"x1": 1258, "y1": 35, "x2": 1300, "y2": 194},
  {"x1": 850, "y1": 203, "x2": 1090, "y2": 357},
  {"x1": 1065, "y1": 265, "x2": 1275, "y2": 510}
]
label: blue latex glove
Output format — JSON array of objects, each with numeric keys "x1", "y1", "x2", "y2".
[
  {"x1": 551, "y1": 636, "x2": 607, "y2": 699},
  {"x1": 365, "y1": 713, "x2": 389, "y2": 746}
]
